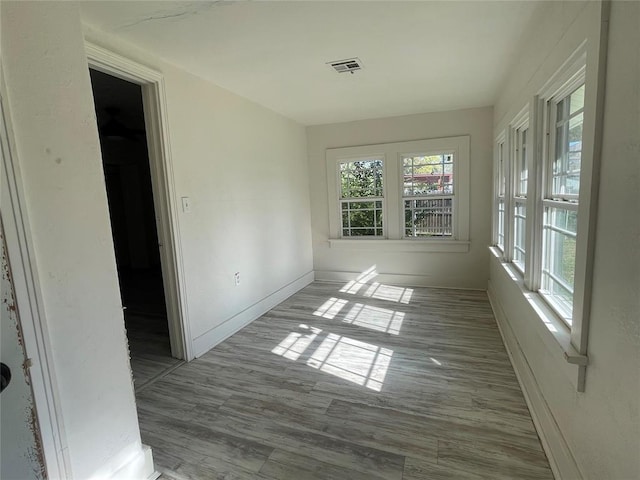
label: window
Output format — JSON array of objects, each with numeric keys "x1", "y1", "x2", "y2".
[
  {"x1": 492, "y1": 47, "x2": 594, "y2": 326},
  {"x1": 540, "y1": 84, "x2": 584, "y2": 322},
  {"x1": 512, "y1": 125, "x2": 528, "y2": 272},
  {"x1": 495, "y1": 137, "x2": 506, "y2": 251},
  {"x1": 327, "y1": 136, "x2": 470, "y2": 251},
  {"x1": 490, "y1": 38, "x2": 605, "y2": 391},
  {"x1": 339, "y1": 159, "x2": 384, "y2": 237},
  {"x1": 402, "y1": 153, "x2": 454, "y2": 237}
]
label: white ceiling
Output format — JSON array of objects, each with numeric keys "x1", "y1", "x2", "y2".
[{"x1": 81, "y1": 1, "x2": 540, "y2": 126}]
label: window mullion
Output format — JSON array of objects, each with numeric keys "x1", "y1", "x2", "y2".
[
  {"x1": 530, "y1": 97, "x2": 552, "y2": 291},
  {"x1": 504, "y1": 128, "x2": 515, "y2": 262},
  {"x1": 493, "y1": 134, "x2": 507, "y2": 253},
  {"x1": 524, "y1": 97, "x2": 542, "y2": 289}
]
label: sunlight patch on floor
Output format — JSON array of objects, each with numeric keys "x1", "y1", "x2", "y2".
[
  {"x1": 307, "y1": 334, "x2": 392, "y2": 391},
  {"x1": 313, "y1": 297, "x2": 349, "y2": 319},
  {"x1": 271, "y1": 324, "x2": 322, "y2": 361},
  {"x1": 343, "y1": 303, "x2": 405, "y2": 335},
  {"x1": 363, "y1": 282, "x2": 414, "y2": 304},
  {"x1": 340, "y1": 265, "x2": 378, "y2": 295}
]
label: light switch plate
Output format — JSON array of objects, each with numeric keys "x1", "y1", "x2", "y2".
[{"x1": 181, "y1": 196, "x2": 191, "y2": 213}]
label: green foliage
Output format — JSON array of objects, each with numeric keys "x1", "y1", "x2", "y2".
[
  {"x1": 340, "y1": 160, "x2": 383, "y2": 236},
  {"x1": 340, "y1": 160, "x2": 383, "y2": 198}
]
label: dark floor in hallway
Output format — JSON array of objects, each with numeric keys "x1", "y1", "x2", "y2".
[{"x1": 121, "y1": 268, "x2": 181, "y2": 389}]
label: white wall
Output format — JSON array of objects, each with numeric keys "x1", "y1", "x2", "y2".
[
  {"x1": 307, "y1": 107, "x2": 493, "y2": 289},
  {"x1": 2, "y1": 1, "x2": 312, "y2": 478},
  {"x1": 489, "y1": 1, "x2": 640, "y2": 479},
  {"x1": 1, "y1": 2, "x2": 148, "y2": 478},
  {"x1": 83, "y1": 23, "x2": 313, "y2": 356},
  {"x1": 162, "y1": 61, "x2": 312, "y2": 351}
]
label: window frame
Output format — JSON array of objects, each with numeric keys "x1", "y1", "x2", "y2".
[
  {"x1": 400, "y1": 150, "x2": 456, "y2": 239},
  {"x1": 491, "y1": 40, "x2": 605, "y2": 392},
  {"x1": 510, "y1": 109, "x2": 530, "y2": 274},
  {"x1": 493, "y1": 131, "x2": 507, "y2": 253},
  {"x1": 337, "y1": 156, "x2": 386, "y2": 238},
  {"x1": 537, "y1": 78, "x2": 586, "y2": 326},
  {"x1": 326, "y1": 136, "x2": 470, "y2": 252}
]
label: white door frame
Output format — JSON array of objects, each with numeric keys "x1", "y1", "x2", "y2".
[
  {"x1": 0, "y1": 73, "x2": 71, "y2": 478},
  {"x1": 85, "y1": 42, "x2": 192, "y2": 361}
]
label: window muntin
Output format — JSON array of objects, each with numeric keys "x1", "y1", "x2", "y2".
[
  {"x1": 403, "y1": 153, "x2": 454, "y2": 238},
  {"x1": 339, "y1": 159, "x2": 384, "y2": 237}
]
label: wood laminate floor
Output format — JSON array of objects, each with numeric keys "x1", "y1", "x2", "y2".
[{"x1": 138, "y1": 281, "x2": 552, "y2": 480}]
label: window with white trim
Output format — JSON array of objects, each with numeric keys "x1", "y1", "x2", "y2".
[
  {"x1": 339, "y1": 158, "x2": 384, "y2": 237},
  {"x1": 490, "y1": 38, "x2": 605, "y2": 392},
  {"x1": 512, "y1": 125, "x2": 528, "y2": 272},
  {"x1": 492, "y1": 46, "x2": 594, "y2": 323},
  {"x1": 540, "y1": 83, "x2": 584, "y2": 323},
  {"x1": 495, "y1": 137, "x2": 506, "y2": 251},
  {"x1": 327, "y1": 136, "x2": 470, "y2": 251},
  {"x1": 402, "y1": 153, "x2": 454, "y2": 237}
]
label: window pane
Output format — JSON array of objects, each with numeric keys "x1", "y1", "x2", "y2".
[
  {"x1": 403, "y1": 153, "x2": 454, "y2": 196},
  {"x1": 513, "y1": 203, "x2": 526, "y2": 270},
  {"x1": 498, "y1": 143, "x2": 506, "y2": 196},
  {"x1": 341, "y1": 200, "x2": 383, "y2": 237},
  {"x1": 404, "y1": 198, "x2": 453, "y2": 237},
  {"x1": 348, "y1": 228, "x2": 376, "y2": 237},
  {"x1": 541, "y1": 206, "x2": 578, "y2": 321},
  {"x1": 497, "y1": 198, "x2": 505, "y2": 250},
  {"x1": 518, "y1": 129, "x2": 528, "y2": 196},
  {"x1": 551, "y1": 85, "x2": 584, "y2": 198},
  {"x1": 570, "y1": 84, "x2": 585, "y2": 114},
  {"x1": 340, "y1": 160, "x2": 383, "y2": 198}
]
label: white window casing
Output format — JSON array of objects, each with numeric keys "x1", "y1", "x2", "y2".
[
  {"x1": 493, "y1": 131, "x2": 507, "y2": 253},
  {"x1": 491, "y1": 33, "x2": 608, "y2": 392},
  {"x1": 337, "y1": 157, "x2": 385, "y2": 238},
  {"x1": 327, "y1": 136, "x2": 470, "y2": 253},
  {"x1": 510, "y1": 107, "x2": 530, "y2": 274}
]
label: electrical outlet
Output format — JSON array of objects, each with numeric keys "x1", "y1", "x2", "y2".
[{"x1": 234, "y1": 272, "x2": 240, "y2": 286}]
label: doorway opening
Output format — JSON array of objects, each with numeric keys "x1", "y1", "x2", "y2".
[{"x1": 89, "y1": 69, "x2": 183, "y2": 389}]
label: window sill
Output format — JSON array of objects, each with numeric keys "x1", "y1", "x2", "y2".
[
  {"x1": 329, "y1": 239, "x2": 470, "y2": 253},
  {"x1": 488, "y1": 247, "x2": 587, "y2": 367}
]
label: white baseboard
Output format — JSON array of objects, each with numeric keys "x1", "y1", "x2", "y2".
[
  {"x1": 314, "y1": 269, "x2": 485, "y2": 290},
  {"x1": 487, "y1": 280, "x2": 583, "y2": 480},
  {"x1": 142, "y1": 445, "x2": 160, "y2": 480},
  {"x1": 192, "y1": 271, "x2": 315, "y2": 357},
  {"x1": 98, "y1": 443, "x2": 156, "y2": 480}
]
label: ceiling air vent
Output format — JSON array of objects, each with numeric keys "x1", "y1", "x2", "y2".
[{"x1": 328, "y1": 58, "x2": 363, "y2": 74}]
